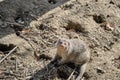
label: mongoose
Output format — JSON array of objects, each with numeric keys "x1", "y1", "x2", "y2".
[{"x1": 50, "y1": 38, "x2": 90, "y2": 80}]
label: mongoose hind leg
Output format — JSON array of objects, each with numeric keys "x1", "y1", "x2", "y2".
[{"x1": 76, "y1": 63, "x2": 87, "y2": 80}]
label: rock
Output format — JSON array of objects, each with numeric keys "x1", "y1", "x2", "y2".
[
  {"x1": 101, "y1": 22, "x2": 115, "y2": 31},
  {"x1": 96, "y1": 67, "x2": 105, "y2": 74}
]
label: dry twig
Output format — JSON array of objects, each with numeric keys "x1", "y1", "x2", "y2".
[
  {"x1": 67, "y1": 67, "x2": 76, "y2": 80},
  {"x1": 6, "y1": 22, "x2": 24, "y2": 27},
  {"x1": 15, "y1": 58, "x2": 18, "y2": 71},
  {"x1": 0, "y1": 46, "x2": 17, "y2": 63}
]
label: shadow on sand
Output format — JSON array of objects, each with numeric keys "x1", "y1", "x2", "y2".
[
  {"x1": 30, "y1": 61, "x2": 77, "y2": 80},
  {"x1": 0, "y1": 0, "x2": 69, "y2": 38}
]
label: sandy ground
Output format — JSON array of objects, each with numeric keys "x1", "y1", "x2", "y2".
[{"x1": 0, "y1": 0, "x2": 120, "y2": 80}]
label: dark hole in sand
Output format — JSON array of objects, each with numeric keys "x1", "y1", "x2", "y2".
[
  {"x1": 65, "y1": 20, "x2": 87, "y2": 34},
  {"x1": 39, "y1": 54, "x2": 52, "y2": 60},
  {"x1": 93, "y1": 14, "x2": 106, "y2": 23},
  {"x1": 48, "y1": 0, "x2": 56, "y2": 4},
  {"x1": 0, "y1": 43, "x2": 15, "y2": 53}
]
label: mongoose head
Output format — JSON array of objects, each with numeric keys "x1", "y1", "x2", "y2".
[{"x1": 55, "y1": 38, "x2": 70, "y2": 52}]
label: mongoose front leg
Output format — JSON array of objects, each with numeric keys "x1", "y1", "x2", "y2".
[
  {"x1": 51, "y1": 55, "x2": 58, "y2": 63},
  {"x1": 50, "y1": 54, "x2": 62, "y2": 67},
  {"x1": 76, "y1": 63, "x2": 87, "y2": 80}
]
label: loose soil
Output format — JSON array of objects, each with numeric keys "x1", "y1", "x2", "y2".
[{"x1": 0, "y1": 0, "x2": 120, "y2": 80}]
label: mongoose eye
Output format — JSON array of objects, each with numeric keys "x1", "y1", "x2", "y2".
[{"x1": 64, "y1": 43, "x2": 66, "y2": 45}]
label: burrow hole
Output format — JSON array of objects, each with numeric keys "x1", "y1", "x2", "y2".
[
  {"x1": 0, "y1": 43, "x2": 16, "y2": 53},
  {"x1": 93, "y1": 14, "x2": 106, "y2": 23},
  {"x1": 64, "y1": 20, "x2": 87, "y2": 33},
  {"x1": 48, "y1": 0, "x2": 56, "y2": 4}
]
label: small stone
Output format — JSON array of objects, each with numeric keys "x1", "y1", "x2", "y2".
[
  {"x1": 101, "y1": 22, "x2": 115, "y2": 31},
  {"x1": 96, "y1": 67, "x2": 105, "y2": 74},
  {"x1": 10, "y1": 56, "x2": 16, "y2": 60},
  {"x1": 105, "y1": 22, "x2": 115, "y2": 31}
]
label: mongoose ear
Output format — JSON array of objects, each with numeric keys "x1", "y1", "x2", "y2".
[{"x1": 55, "y1": 38, "x2": 61, "y2": 46}]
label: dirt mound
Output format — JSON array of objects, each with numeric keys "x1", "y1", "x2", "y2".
[{"x1": 0, "y1": 0, "x2": 120, "y2": 80}]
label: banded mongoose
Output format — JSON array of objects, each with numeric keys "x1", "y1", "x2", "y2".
[{"x1": 51, "y1": 38, "x2": 90, "y2": 80}]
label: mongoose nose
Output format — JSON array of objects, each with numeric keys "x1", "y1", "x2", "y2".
[{"x1": 59, "y1": 41, "x2": 62, "y2": 44}]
